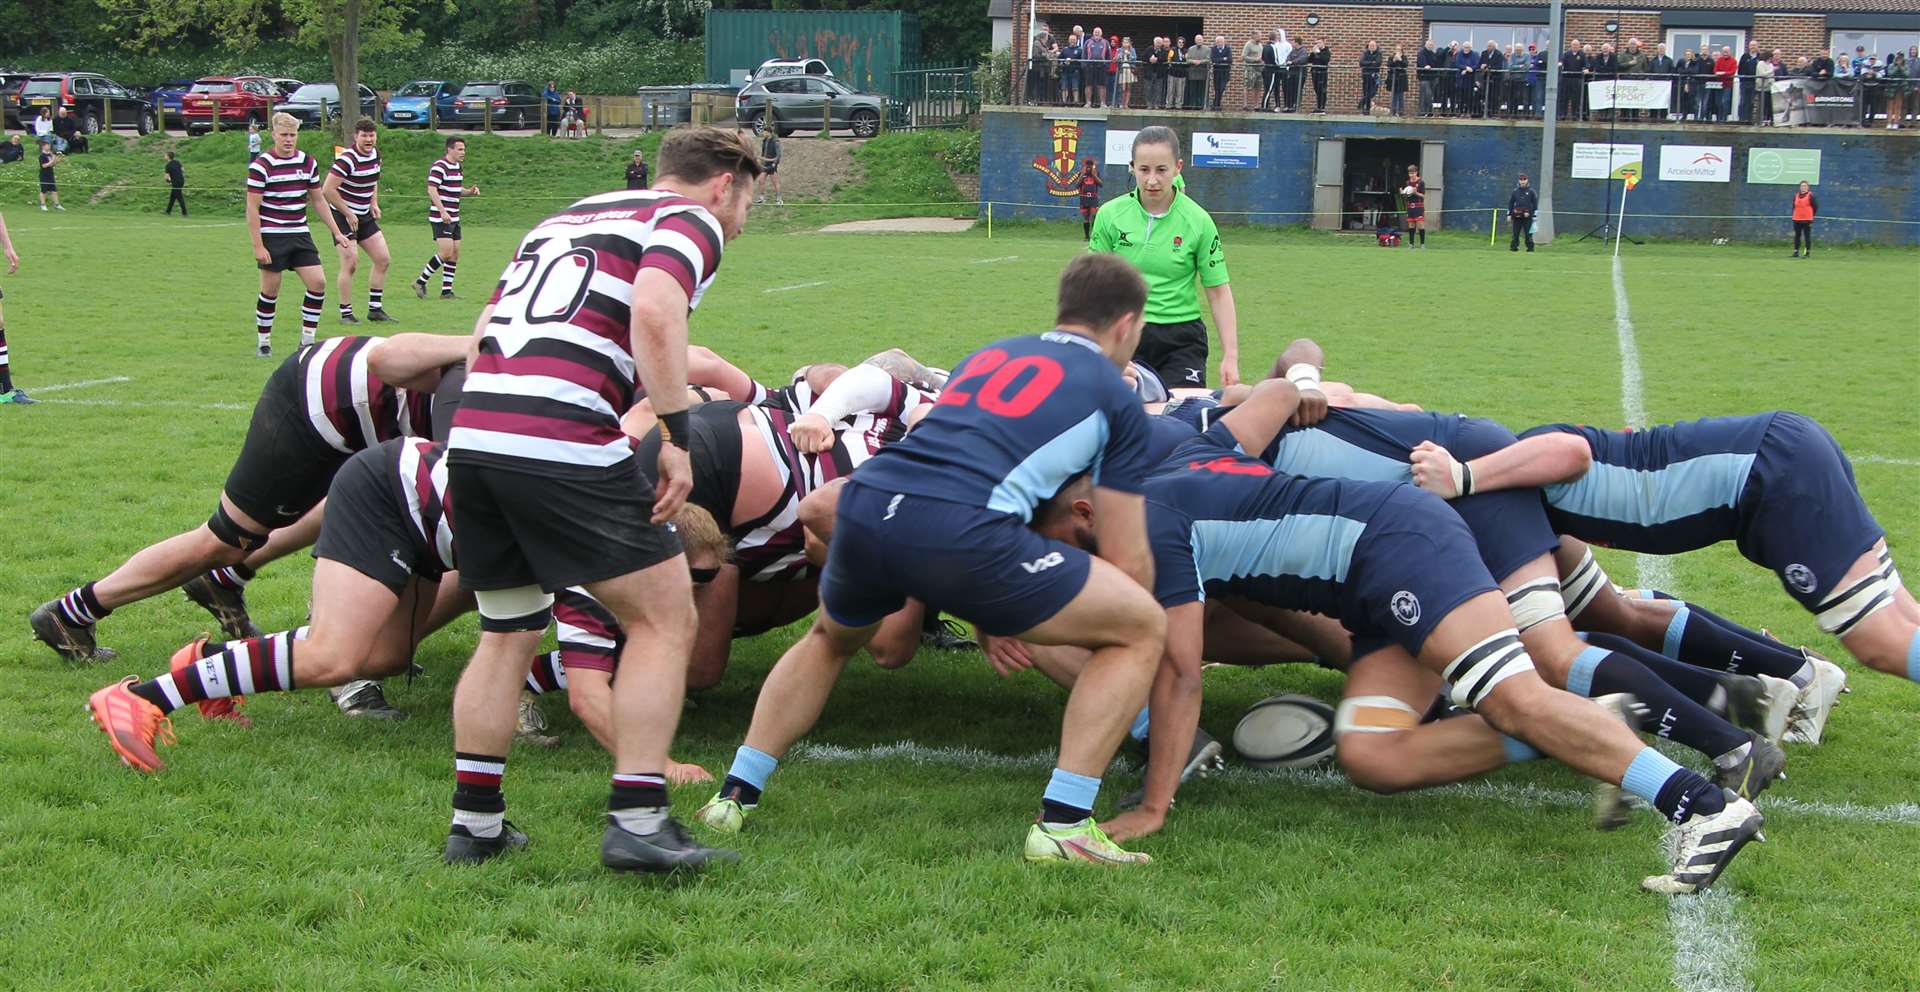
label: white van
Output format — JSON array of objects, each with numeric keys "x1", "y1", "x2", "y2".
[{"x1": 752, "y1": 58, "x2": 835, "y2": 81}]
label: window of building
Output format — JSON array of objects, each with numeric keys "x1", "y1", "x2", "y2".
[
  {"x1": 1666, "y1": 29, "x2": 1745, "y2": 59},
  {"x1": 1830, "y1": 30, "x2": 1920, "y2": 60},
  {"x1": 1427, "y1": 22, "x2": 1552, "y2": 51}
]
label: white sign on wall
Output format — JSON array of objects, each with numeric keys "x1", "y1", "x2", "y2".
[
  {"x1": 1192, "y1": 131, "x2": 1259, "y2": 168},
  {"x1": 1571, "y1": 142, "x2": 1644, "y2": 180},
  {"x1": 1105, "y1": 129, "x2": 1138, "y2": 168},
  {"x1": 1587, "y1": 79, "x2": 1673, "y2": 110},
  {"x1": 1658, "y1": 145, "x2": 1733, "y2": 183}
]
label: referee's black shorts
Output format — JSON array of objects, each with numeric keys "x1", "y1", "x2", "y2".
[{"x1": 1132, "y1": 319, "x2": 1210, "y2": 389}]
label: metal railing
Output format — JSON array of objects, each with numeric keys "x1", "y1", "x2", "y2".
[{"x1": 889, "y1": 64, "x2": 981, "y2": 130}]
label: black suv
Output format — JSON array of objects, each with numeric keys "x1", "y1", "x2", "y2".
[
  {"x1": 18, "y1": 72, "x2": 153, "y2": 134},
  {"x1": 446, "y1": 80, "x2": 543, "y2": 129}
]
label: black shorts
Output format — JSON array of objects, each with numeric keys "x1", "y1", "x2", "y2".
[
  {"x1": 1133, "y1": 318, "x2": 1210, "y2": 389},
  {"x1": 38, "y1": 178, "x2": 55, "y2": 193},
  {"x1": 259, "y1": 232, "x2": 322, "y2": 273},
  {"x1": 1406, "y1": 205, "x2": 1426, "y2": 222},
  {"x1": 330, "y1": 208, "x2": 381, "y2": 242},
  {"x1": 222, "y1": 353, "x2": 349, "y2": 530},
  {"x1": 312, "y1": 440, "x2": 445, "y2": 595},
  {"x1": 763, "y1": 160, "x2": 779, "y2": 175},
  {"x1": 430, "y1": 220, "x2": 462, "y2": 242},
  {"x1": 632, "y1": 400, "x2": 744, "y2": 525},
  {"x1": 449, "y1": 458, "x2": 682, "y2": 593}
]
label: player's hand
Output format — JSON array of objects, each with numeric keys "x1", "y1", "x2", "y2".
[
  {"x1": 333, "y1": 231, "x2": 352, "y2": 251},
  {"x1": 788, "y1": 413, "x2": 834, "y2": 453},
  {"x1": 651, "y1": 442, "x2": 693, "y2": 524},
  {"x1": 5, "y1": 249, "x2": 18, "y2": 274},
  {"x1": 370, "y1": 204, "x2": 381, "y2": 221},
  {"x1": 1218, "y1": 355, "x2": 1241, "y2": 388},
  {"x1": 466, "y1": 185, "x2": 480, "y2": 196},
  {"x1": 253, "y1": 244, "x2": 272, "y2": 265},
  {"x1": 981, "y1": 634, "x2": 1035, "y2": 678},
  {"x1": 1409, "y1": 441, "x2": 1464, "y2": 498},
  {"x1": 1099, "y1": 805, "x2": 1167, "y2": 843},
  {"x1": 1291, "y1": 385, "x2": 1328, "y2": 427},
  {"x1": 666, "y1": 760, "x2": 715, "y2": 785}
]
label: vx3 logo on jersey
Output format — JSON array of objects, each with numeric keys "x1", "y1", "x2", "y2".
[{"x1": 1020, "y1": 551, "x2": 1066, "y2": 574}]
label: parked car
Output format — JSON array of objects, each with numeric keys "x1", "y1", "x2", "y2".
[
  {"x1": 751, "y1": 58, "x2": 835, "y2": 81},
  {"x1": 0, "y1": 71, "x2": 35, "y2": 129},
  {"x1": 383, "y1": 78, "x2": 460, "y2": 128},
  {"x1": 181, "y1": 76, "x2": 279, "y2": 134},
  {"x1": 275, "y1": 82, "x2": 377, "y2": 127},
  {"x1": 269, "y1": 77, "x2": 305, "y2": 99},
  {"x1": 445, "y1": 80, "x2": 542, "y2": 130},
  {"x1": 17, "y1": 73, "x2": 153, "y2": 134},
  {"x1": 736, "y1": 74, "x2": 885, "y2": 137},
  {"x1": 147, "y1": 79, "x2": 196, "y2": 125}
]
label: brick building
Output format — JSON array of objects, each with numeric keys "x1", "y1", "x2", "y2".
[{"x1": 1012, "y1": 0, "x2": 1920, "y2": 114}]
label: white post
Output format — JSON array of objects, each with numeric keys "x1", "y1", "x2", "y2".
[{"x1": 1613, "y1": 180, "x2": 1629, "y2": 257}]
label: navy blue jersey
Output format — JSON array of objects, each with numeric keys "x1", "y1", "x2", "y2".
[
  {"x1": 1523, "y1": 414, "x2": 1778, "y2": 554},
  {"x1": 1263, "y1": 408, "x2": 1486, "y2": 483},
  {"x1": 853, "y1": 332, "x2": 1153, "y2": 521},
  {"x1": 1143, "y1": 413, "x2": 1203, "y2": 465}
]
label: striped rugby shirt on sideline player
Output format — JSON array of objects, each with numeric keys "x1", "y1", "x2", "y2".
[
  {"x1": 246, "y1": 150, "x2": 322, "y2": 234},
  {"x1": 329, "y1": 146, "x2": 381, "y2": 217},
  {"x1": 448, "y1": 189, "x2": 726, "y2": 475},
  {"x1": 427, "y1": 157, "x2": 463, "y2": 223}
]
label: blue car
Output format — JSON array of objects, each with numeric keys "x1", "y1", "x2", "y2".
[
  {"x1": 148, "y1": 79, "x2": 196, "y2": 125},
  {"x1": 383, "y1": 79, "x2": 460, "y2": 128}
]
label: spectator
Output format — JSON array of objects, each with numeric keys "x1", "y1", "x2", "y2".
[
  {"x1": 542, "y1": 80, "x2": 560, "y2": 135},
  {"x1": 1388, "y1": 45, "x2": 1410, "y2": 116},
  {"x1": 1648, "y1": 44, "x2": 1676, "y2": 120},
  {"x1": 561, "y1": 90, "x2": 586, "y2": 138},
  {"x1": 1359, "y1": 41, "x2": 1382, "y2": 113},
  {"x1": 1789, "y1": 180, "x2": 1816, "y2": 258},
  {"x1": 164, "y1": 150, "x2": 187, "y2": 216},
  {"x1": 1260, "y1": 31, "x2": 1284, "y2": 111},
  {"x1": 1024, "y1": 34, "x2": 1045, "y2": 104},
  {"x1": 1477, "y1": 40, "x2": 1503, "y2": 117},
  {"x1": 1062, "y1": 30, "x2": 1083, "y2": 106},
  {"x1": 1436, "y1": 42, "x2": 1457, "y2": 114},
  {"x1": 1102, "y1": 29, "x2": 1121, "y2": 108},
  {"x1": 1077, "y1": 157, "x2": 1101, "y2": 241},
  {"x1": 1910, "y1": 45, "x2": 1920, "y2": 123},
  {"x1": 1418, "y1": 40, "x2": 1439, "y2": 116},
  {"x1": 1850, "y1": 45, "x2": 1869, "y2": 76},
  {"x1": 247, "y1": 120, "x2": 261, "y2": 157},
  {"x1": 1505, "y1": 44, "x2": 1527, "y2": 116},
  {"x1": 0, "y1": 135, "x2": 22, "y2": 164},
  {"x1": 1757, "y1": 49, "x2": 1780, "y2": 124},
  {"x1": 1888, "y1": 51, "x2": 1910, "y2": 129},
  {"x1": 1242, "y1": 35, "x2": 1264, "y2": 108},
  {"x1": 1118, "y1": 37, "x2": 1138, "y2": 109},
  {"x1": 37, "y1": 141, "x2": 63, "y2": 212},
  {"x1": 1507, "y1": 172, "x2": 1537, "y2": 252},
  {"x1": 1284, "y1": 38, "x2": 1309, "y2": 111},
  {"x1": 1044, "y1": 40, "x2": 1061, "y2": 105},
  {"x1": 1859, "y1": 55, "x2": 1883, "y2": 127},
  {"x1": 1737, "y1": 42, "x2": 1760, "y2": 123},
  {"x1": 1211, "y1": 35, "x2": 1233, "y2": 111},
  {"x1": 757, "y1": 128, "x2": 782, "y2": 205},
  {"x1": 1167, "y1": 37, "x2": 1188, "y2": 109},
  {"x1": 1454, "y1": 43, "x2": 1478, "y2": 117},
  {"x1": 1083, "y1": 28, "x2": 1108, "y2": 108},
  {"x1": 1834, "y1": 48, "x2": 1853, "y2": 79},
  {"x1": 1618, "y1": 38, "x2": 1647, "y2": 120},
  {"x1": 1580, "y1": 43, "x2": 1599, "y2": 118},
  {"x1": 1559, "y1": 38, "x2": 1586, "y2": 120},
  {"x1": 1147, "y1": 37, "x2": 1169, "y2": 109},
  {"x1": 1677, "y1": 48, "x2": 1704, "y2": 120},
  {"x1": 1185, "y1": 36, "x2": 1209, "y2": 110},
  {"x1": 52, "y1": 108, "x2": 87, "y2": 154},
  {"x1": 1529, "y1": 44, "x2": 1549, "y2": 116},
  {"x1": 1711, "y1": 47, "x2": 1738, "y2": 122},
  {"x1": 625, "y1": 148, "x2": 650, "y2": 189},
  {"x1": 31, "y1": 109, "x2": 58, "y2": 153}
]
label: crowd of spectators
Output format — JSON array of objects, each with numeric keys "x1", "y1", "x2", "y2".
[{"x1": 1021, "y1": 28, "x2": 1920, "y2": 129}]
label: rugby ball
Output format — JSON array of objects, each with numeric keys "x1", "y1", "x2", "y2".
[{"x1": 1233, "y1": 694, "x2": 1337, "y2": 769}]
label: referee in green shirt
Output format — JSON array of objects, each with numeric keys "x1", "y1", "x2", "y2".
[{"x1": 1089, "y1": 126, "x2": 1240, "y2": 388}]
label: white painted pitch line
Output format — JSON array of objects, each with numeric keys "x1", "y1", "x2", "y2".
[
  {"x1": 763, "y1": 281, "x2": 828, "y2": 294},
  {"x1": 23, "y1": 221, "x2": 245, "y2": 233},
  {"x1": 30, "y1": 376, "x2": 131, "y2": 395},
  {"x1": 1610, "y1": 257, "x2": 1649, "y2": 431},
  {"x1": 971, "y1": 255, "x2": 1020, "y2": 264},
  {"x1": 42, "y1": 397, "x2": 249, "y2": 411},
  {"x1": 1853, "y1": 455, "x2": 1920, "y2": 468}
]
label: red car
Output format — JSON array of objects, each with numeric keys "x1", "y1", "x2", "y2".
[{"x1": 180, "y1": 76, "x2": 280, "y2": 135}]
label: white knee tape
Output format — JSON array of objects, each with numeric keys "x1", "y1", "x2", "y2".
[
  {"x1": 475, "y1": 585, "x2": 556, "y2": 622},
  {"x1": 1333, "y1": 695, "x2": 1421, "y2": 739},
  {"x1": 1443, "y1": 630, "x2": 1536, "y2": 710},
  {"x1": 1560, "y1": 547, "x2": 1609, "y2": 621},
  {"x1": 1813, "y1": 565, "x2": 1896, "y2": 637},
  {"x1": 1505, "y1": 578, "x2": 1567, "y2": 632}
]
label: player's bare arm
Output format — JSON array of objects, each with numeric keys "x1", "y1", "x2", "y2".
[
  {"x1": 861, "y1": 348, "x2": 947, "y2": 389},
  {"x1": 628, "y1": 268, "x2": 694, "y2": 523},
  {"x1": 1410, "y1": 433, "x2": 1592, "y2": 499},
  {"x1": 365, "y1": 332, "x2": 468, "y2": 390},
  {"x1": 1103, "y1": 600, "x2": 1205, "y2": 841},
  {"x1": 245, "y1": 191, "x2": 270, "y2": 265},
  {"x1": 687, "y1": 345, "x2": 759, "y2": 401},
  {"x1": 788, "y1": 364, "x2": 908, "y2": 452},
  {"x1": 1090, "y1": 488, "x2": 1154, "y2": 592},
  {"x1": 0, "y1": 211, "x2": 18, "y2": 272},
  {"x1": 1204, "y1": 282, "x2": 1241, "y2": 387},
  {"x1": 320, "y1": 169, "x2": 355, "y2": 232},
  {"x1": 311, "y1": 183, "x2": 349, "y2": 249}
]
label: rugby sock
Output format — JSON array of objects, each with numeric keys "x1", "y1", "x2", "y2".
[
  {"x1": 1128, "y1": 706, "x2": 1152, "y2": 744},
  {"x1": 1040, "y1": 767, "x2": 1101, "y2": 826},
  {"x1": 1082, "y1": 220, "x2": 1092, "y2": 240},
  {"x1": 1566, "y1": 643, "x2": 1748, "y2": 761},
  {"x1": 441, "y1": 262, "x2": 457, "y2": 294},
  {"x1": 255, "y1": 293, "x2": 276, "y2": 333},
  {"x1": 0, "y1": 324, "x2": 11, "y2": 392},
  {"x1": 416, "y1": 255, "x2": 442, "y2": 287},
  {"x1": 1658, "y1": 602, "x2": 1811, "y2": 684},
  {"x1": 608, "y1": 773, "x2": 671, "y2": 835},
  {"x1": 299, "y1": 291, "x2": 323, "y2": 344},
  {"x1": 207, "y1": 563, "x2": 255, "y2": 590},
  {"x1": 1623, "y1": 747, "x2": 1727, "y2": 824},
  {"x1": 1418, "y1": 228, "x2": 1427, "y2": 245},
  {"x1": 338, "y1": 302, "x2": 354, "y2": 319},
  {"x1": 525, "y1": 650, "x2": 568, "y2": 694},
  {"x1": 54, "y1": 582, "x2": 110, "y2": 627},
  {"x1": 368, "y1": 288, "x2": 384, "y2": 313},
  {"x1": 129, "y1": 629, "x2": 296, "y2": 713},
  {"x1": 720, "y1": 744, "x2": 778, "y2": 806},
  {"x1": 1501, "y1": 735, "x2": 1543, "y2": 763},
  {"x1": 1906, "y1": 628, "x2": 1920, "y2": 683},
  {"x1": 451, "y1": 752, "x2": 506, "y2": 839},
  {"x1": 1585, "y1": 632, "x2": 1727, "y2": 707}
]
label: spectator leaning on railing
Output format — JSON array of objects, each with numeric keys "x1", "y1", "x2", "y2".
[
  {"x1": 1211, "y1": 36, "x2": 1233, "y2": 111},
  {"x1": 1649, "y1": 45, "x2": 1676, "y2": 120},
  {"x1": 1186, "y1": 37, "x2": 1209, "y2": 111},
  {"x1": 1359, "y1": 42, "x2": 1382, "y2": 114},
  {"x1": 1388, "y1": 45, "x2": 1409, "y2": 116}
]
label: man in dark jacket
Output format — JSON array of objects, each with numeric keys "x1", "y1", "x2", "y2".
[
  {"x1": 1454, "y1": 45, "x2": 1478, "y2": 116},
  {"x1": 1478, "y1": 41, "x2": 1504, "y2": 116},
  {"x1": 1560, "y1": 39, "x2": 1587, "y2": 120},
  {"x1": 1417, "y1": 41, "x2": 1439, "y2": 116},
  {"x1": 164, "y1": 150, "x2": 187, "y2": 216},
  {"x1": 1211, "y1": 36, "x2": 1234, "y2": 110},
  {"x1": 1284, "y1": 41, "x2": 1309, "y2": 112},
  {"x1": 1648, "y1": 44, "x2": 1677, "y2": 120},
  {"x1": 1737, "y1": 42, "x2": 1760, "y2": 123},
  {"x1": 1359, "y1": 42, "x2": 1383, "y2": 113},
  {"x1": 1308, "y1": 41, "x2": 1332, "y2": 113},
  {"x1": 1259, "y1": 31, "x2": 1282, "y2": 110},
  {"x1": 1508, "y1": 173, "x2": 1538, "y2": 252}
]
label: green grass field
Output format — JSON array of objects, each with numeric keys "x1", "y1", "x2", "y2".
[{"x1": 1, "y1": 195, "x2": 1917, "y2": 991}]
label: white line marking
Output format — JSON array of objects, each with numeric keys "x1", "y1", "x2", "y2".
[
  {"x1": 22, "y1": 221, "x2": 245, "y2": 233},
  {"x1": 1853, "y1": 455, "x2": 1920, "y2": 467},
  {"x1": 32, "y1": 375, "x2": 132, "y2": 394},
  {"x1": 1670, "y1": 890, "x2": 1754, "y2": 992},
  {"x1": 971, "y1": 255, "x2": 1019, "y2": 264},
  {"x1": 763, "y1": 281, "x2": 828, "y2": 294},
  {"x1": 42, "y1": 398, "x2": 249, "y2": 411},
  {"x1": 1610, "y1": 257, "x2": 1648, "y2": 430}
]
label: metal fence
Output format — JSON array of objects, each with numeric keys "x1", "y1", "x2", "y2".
[{"x1": 890, "y1": 64, "x2": 980, "y2": 130}]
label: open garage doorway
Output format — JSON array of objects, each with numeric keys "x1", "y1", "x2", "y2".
[{"x1": 1313, "y1": 137, "x2": 1445, "y2": 232}]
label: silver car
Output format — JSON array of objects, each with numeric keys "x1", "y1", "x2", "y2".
[{"x1": 735, "y1": 75, "x2": 885, "y2": 138}]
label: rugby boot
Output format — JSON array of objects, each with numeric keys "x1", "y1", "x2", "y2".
[
  {"x1": 443, "y1": 821, "x2": 528, "y2": 865},
  {"x1": 181, "y1": 573, "x2": 263, "y2": 639},
  {"x1": 332, "y1": 679, "x2": 407, "y2": 720},
  {"x1": 920, "y1": 615, "x2": 978, "y2": 652},
  {"x1": 514, "y1": 689, "x2": 559, "y2": 747},
  {"x1": 87, "y1": 677, "x2": 175, "y2": 773},
  {"x1": 1784, "y1": 653, "x2": 1847, "y2": 745},
  {"x1": 1118, "y1": 726, "x2": 1226, "y2": 809},
  {"x1": 1712, "y1": 733, "x2": 1786, "y2": 801},
  {"x1": 1024, "y1": 818, "x2": 1151, "y2": 866},
  {"x1": 30, "y1": 601, "x2": 117, "y2": 663},
  {"x1": 1591, "y1": 693, "x2": 1644, "y2": 831},
  {"x1": 1641, "y1": 792, "x2": 1764, "y2": 895},
  {"x1": 366, "y1": 308, "x2": 395, "y2": 323},
  {"x1": 1720, "y1": 673, "x2": 1795, "y2": 744},
  {"x1": 602, "y1": 815, "x2": 740, "y2": 873},
  {"x1": 169, "y1": 636, "x2": 249, "y2": 726},
  {"x1": 694, "y1": 791, "x2": 756, "y2": 834},
  {"x1": 339, "y1": 312, "x2": 360, "y2": 325}
]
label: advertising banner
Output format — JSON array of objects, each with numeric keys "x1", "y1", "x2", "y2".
[
  {"x1": 1571, "y1": 142, "x2": 1644, "y2": 180},
  {"x1": 1658, "y1": 145, "x2": 1732, "y2": 183},
  {"x1": 1587, "y1": 79, "x2": 1673, "y2": 111},
  {"x1": 1747, "y1": 147, "x2": 1821, "y2": 185},
  {"x1": 1192, "y1": 131, "x2": 1259, "y2": 168},
  {"x1": 1105, "y1": 129, "x2": 1138, "y2": 167}
]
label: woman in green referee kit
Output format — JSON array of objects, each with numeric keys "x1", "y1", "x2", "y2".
[{"x1": 1089, "y1": 126, "x2": 1240, "y2": 388}]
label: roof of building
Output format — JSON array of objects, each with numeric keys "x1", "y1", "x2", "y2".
[{"x1": 989, "y1": 0, "x2": 1012, "y2": 17}]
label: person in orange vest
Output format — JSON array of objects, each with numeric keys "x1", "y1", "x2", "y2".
[{"x1": 1790, "y1": 180, "x2": 1817, "y2": 258}]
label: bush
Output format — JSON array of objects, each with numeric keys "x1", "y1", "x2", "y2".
[{"x1": 974, "y1": 47, "x2": 1012, "y2": 106}]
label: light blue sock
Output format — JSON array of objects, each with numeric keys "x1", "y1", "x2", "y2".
[
  {"x1": 1501, "y1": 735, "x2": 1542, "y2": 764},
  {"x1": 1128, "y1": 707, "x2": 1152, "y2": 743},
  {"x1": 1620, "y1": 746, "x2": 1683, "y2": 806},
  {"x1": 1566, "y1": 644, "x2": 1611, "y2": 697},
  {"x1": 1663, "y1": 607, "x2": 1691, "y2": 659},
  {"x1": 1907, "y1": 628, "x2": 1920, "y2": 683},
  {"x1": 726, "y1": 745, "x2": 778, "y2": 791},
  {"x1": 1042, "y1": 767, "x2": 1101, "y2": 824}
]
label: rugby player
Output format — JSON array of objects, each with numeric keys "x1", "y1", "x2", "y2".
[
  {"x1": 438, "y1": 126, "x2": 760, "y2": 872},
  {"x1": 695, "y1": 254, "x2": 1169, "y2": 866},
  {"x1": 0, "y1": 207, "x2": 30, "y2": 404},
  {"x1": 323, "y1": 117, "x2": 395, "y2": 325},
  {"x1": 247, "y1": 112, "x2": 349, "y2": 358},
  {"x1": 413, "y1": 137, "x2": 476, "y2": 301},
  {"x1": 1038, "y1": 411, "x2": 1767, "y2": 894},
  {"x1": 30, "y1": 333, "x2": 467, "y2": 665},
  {"x1": 1409, "y1": 411, "x2": 1918, "y2": 708}
]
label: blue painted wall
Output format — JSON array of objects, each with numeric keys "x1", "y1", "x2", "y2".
[{"x1": 979, "y1": 107, "x2": 1920, "y2": 245}]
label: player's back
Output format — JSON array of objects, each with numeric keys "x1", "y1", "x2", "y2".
[
  {"x1": 853, "y1": 332, "x2": 1148, "y2": 522},
  {"x1": 1264, "y1": 407, "x2": 1472, "y2": 483}
]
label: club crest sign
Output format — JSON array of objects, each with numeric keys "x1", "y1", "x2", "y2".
[{"x1": 1034, "y1": 119, "x2": 1090, "y2": 197}]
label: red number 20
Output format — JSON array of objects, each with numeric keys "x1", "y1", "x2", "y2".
[{"x1": 940, "y1": 348, "x2": 1065, "y2": 418}]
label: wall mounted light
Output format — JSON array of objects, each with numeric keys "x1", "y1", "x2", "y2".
[
  {"x1": 1604, "y1": 19, "x2": 1620, "y2": 34},
  {"x1": 1305, "y1": 14, "x2": 1321, "y2": 26}
]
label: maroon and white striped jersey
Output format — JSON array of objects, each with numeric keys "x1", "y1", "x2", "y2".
[
  {"x1": 329, "y1": 146, "x2": 380, "y2": 217},
  {"x1": 427, "y1": 158, "x2": 463, "y2": 223},
  {"x1": 247, "y1": 150, "x2": 322, "y2": 235},
  {"x1": 553, "y1": 587, "x2": 619, "y2": 673},
  {"x1": 296, "y1": 336, "x2": 436, "y2": 454},
  {"x1": 447, "y1": 190, "x2": 726, "y2": 476},
  {"x1": 395, "y1": 438, "x2": 456, "y2": 573},
  {"x1": 734, "y1": 383, "x2": 933, "y2": 580}
]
